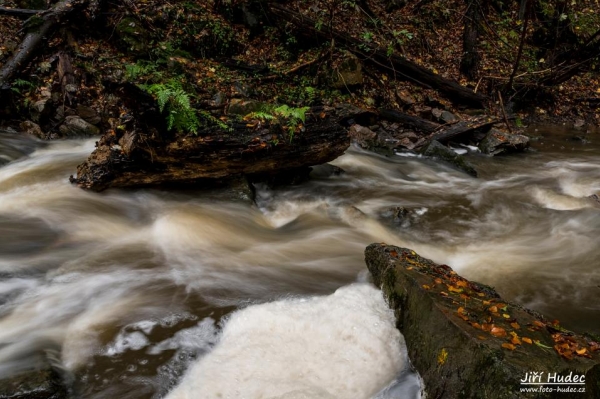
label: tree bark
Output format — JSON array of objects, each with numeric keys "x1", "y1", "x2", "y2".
[
  {"x1": 72, "y1": 102, "x2": 354, "y2": 191},
  {"x1": 0, "y1": 0, "x2": 88, "y2": 87},
  {"x1": 460, "y1": 0, "x2": 481, "y2": 80}
]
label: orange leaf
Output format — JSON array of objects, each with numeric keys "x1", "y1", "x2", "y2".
[
  {"x1": 491, "y1": 326, "x2": 507, "y2": 337},
  {"x1": 522, "y1": 337, "x2": 533, "y2": 344},
  {"x1": 488, "y1": 306, "x2": 498, "y2": 313},
  {"x1": 434, "y1": 278, "x2": 443, "y2": 284},
  {"x1": 456, "y1": 280, "x2": 468, "y2": 287},
  {"x1": 502, "y1": 343, "x2": 516, "y2": 350},
  {"x1": 390, "y1": 250, "x2": 398, "y2": 257},
  {"x1": 533, "y1": 320, "x2": 545, "y2": 328},
  {"x1": 576, "y1": 348, "x2": 588, "y2": 355},
  {"x1": 511, "y1": 336, "x2": 522, "y2": 345},
  {"x1": 511, "y1": 322, "x2": 520, "y2": 330},
  {"x1": 422, "y1": 285, "x2": 431, "y2": 290}
]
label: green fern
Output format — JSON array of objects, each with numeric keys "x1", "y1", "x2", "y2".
[
  {"x1": 244, "y1": 104, "x2": 309, "y2": 142},
  {"x1": 141, "y1": 80, "x2": 200, "y2": 134}
]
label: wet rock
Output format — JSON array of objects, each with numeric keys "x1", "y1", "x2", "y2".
[
  {"x1": 329, "y1": 51, "x2": 363, "y2": 89},
  {"x1": 0, "y1": 369, "x2": 67, "y2": 399},
  {"x1": 309, "y1": 163, "x2": 345, "y2": 179},
  {"x1": 478, "y1": 128, "x2": 530, "y2": 155},
  {"x1": 574, "y1": 119, "x2": 586, "y2": 128},
  {"x1": 20, "y1": 120, "x2": 45, "y2": 139},
  {"x1": 0, "y1": 129, "x2": 40, "y2": 165},
  {"x1": 432, "y1": 108, "x2": 458, "y2": 124},
  {"x1": 420, "y1": 140, "x2": 478, "y2": 177},
  {"x1": 58, "y1": 116, "x2": 101, "y2": 137},
  {"x1": 365, "y1": 244, "x2": 600, "y2": 399},
  {"x1": 227, "y1": 99, "x2": 267, "y2": 116},
  {"x1": 395, "y1": 90, "x2": 416, "y2": 107},
  {"x1": 76, "y1": 105, "x2": 101, "y2": 125},
  {"x1": 348, "y1": 124, "x2": 377, "y2": 148}
]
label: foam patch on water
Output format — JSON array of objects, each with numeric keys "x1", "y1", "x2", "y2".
[{"x1": 165, "y1": 284, "x2": 404, "y2": 399}]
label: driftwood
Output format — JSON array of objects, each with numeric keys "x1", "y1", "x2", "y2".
[
  {"x1": 379, "y1": 108, "x2": 440, "y2": 133},
  {"x1": 0, "y1": 0, "x2": 89, "y2": 87},
  {"x1": 428, "y1": 115, "x2": 499, "y2": 144},
  {"x1": 269, "y1": 4, "x2": 487, "y2": 107},
  {"x1": 71, "y1": 83, "x2": 353, "y2": 191}
]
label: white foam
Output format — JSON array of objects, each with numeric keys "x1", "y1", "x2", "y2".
[{"x1": 165, "y1": 284, "x2": 404, "y2": 399}]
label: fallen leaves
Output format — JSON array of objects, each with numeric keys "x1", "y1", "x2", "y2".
[{"x1": 437, "y1": 348, "x2": 448, "y2": 365}]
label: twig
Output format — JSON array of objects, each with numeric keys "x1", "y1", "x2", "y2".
[
  {"x1": 497, "y1": 91, "x2": 512, "y2": 133},
  {"x1": 0, "y1": 7, "x2": 43, "y2": 18}
]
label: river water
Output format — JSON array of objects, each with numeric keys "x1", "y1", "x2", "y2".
[{"x1": 0, "y1": 125, "x2": 599, "y2": 398}]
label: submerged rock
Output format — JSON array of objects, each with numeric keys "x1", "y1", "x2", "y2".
[
  {"x1": 479, "y1": 128, "x2": 530, "y2": 155},
  {"x1": 365, "y1": 244, "x2": 600, "y2": 399},
  {"x1": 420, "y1": 140, "x2": 478, "y2": 177},
  {"x1": 0, "y1": 369, "x2": 66, "y2": 399}
]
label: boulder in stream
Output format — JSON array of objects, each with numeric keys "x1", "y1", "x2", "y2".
[
  {"x1": 365, "y1": 244, "x2": 600, "y2": 399},
  {"x1": 479, "y1": 128, "x2": 530, "y2": 155},
  {"x1": 420, "y1": 140, "x2": 478, "y2": 177}
]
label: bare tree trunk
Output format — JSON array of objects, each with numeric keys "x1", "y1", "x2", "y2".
[{"x1": 0, "y1": 0, "x2": 89, "y2": 87}]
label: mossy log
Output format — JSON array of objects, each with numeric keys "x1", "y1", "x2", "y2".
[
  {"x1": 365, "y1": 243, "x2": 600, "y2": 399},
  {"x1": 71, "y1": 101, "x2": 352, "y2": 191}
]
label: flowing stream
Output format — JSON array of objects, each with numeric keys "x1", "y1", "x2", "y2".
[{"x1": 0, "y1": 125, "x2": 599, "y2": 398}]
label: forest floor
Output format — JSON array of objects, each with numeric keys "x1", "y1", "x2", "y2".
[{"x1": 0, "y1": 0, "x2": 599, "y2": 137}]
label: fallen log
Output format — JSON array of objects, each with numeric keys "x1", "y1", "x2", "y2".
[
  {"x1": 0, "y1": 7, "x2": 43, "y2": 18},
  {"x1": 269, "y1": 4, "x2": 487, "y2": 107},
  {"x1": 0, "y1": 0, "x2": 89, "y2": 87},
  {"x1": 365, "y1": 244, "x2": 600, "y2": 399},
  {"x1": 428, "y1": 115, "x2": 499, "y2": 144},
  {"x1": 71, "y1": 99, "x2": 352, "y2": 191},
  {"x1": 379, "y1": 108, "x2": 440, "y2": 133}
]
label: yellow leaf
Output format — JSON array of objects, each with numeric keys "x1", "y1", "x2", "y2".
[
  {"x1": 422, "y1": 285, "x2": 431, "y2": 290},
  {"x1": 437, "y1": 348, "x2": 448, "y2": 365}
]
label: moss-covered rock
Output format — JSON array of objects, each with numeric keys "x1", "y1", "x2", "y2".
[
  {"x1": 365, "y1": 243, "x2": 600, "y2": 399},
  {"x1": 420, "y1": 139, "x2": 478, "y2": 177}
]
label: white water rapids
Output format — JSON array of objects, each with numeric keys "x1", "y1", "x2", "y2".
[{"x1": 0, "y1": 125, "x2": 599, "y2": 398}]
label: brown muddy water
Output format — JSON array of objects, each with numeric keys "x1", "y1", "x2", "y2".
[{"x1": 0, "y1": 125, "x2": 599, "y2": 398}]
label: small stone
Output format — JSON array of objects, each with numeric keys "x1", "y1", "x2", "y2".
[
  {"x1": 396, "y1": 90, "x2": 415, "y2": 106},
  {"x1": 329, "y1": 52, "x2": 363, "y2": 89},
  {"x1": 348, "y1": 124, "x2": 377, "y2": 148},
  {"x1": 20, "y1": 120, "x2": 45, "y2": 139},
  {"x1": 574, "y1": 119, "x2": 585, "y2": 128},
  {"x1": 76, "y1": 105, "x2": 101, "y2": 125},
  {"x1": 59, "y1": 116, "x2": 101, "y2": 137}
]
